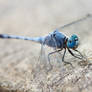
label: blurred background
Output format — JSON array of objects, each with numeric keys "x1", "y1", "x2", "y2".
[{"x1": 0, "y1": 0, "x2": 92, "y2": 92}]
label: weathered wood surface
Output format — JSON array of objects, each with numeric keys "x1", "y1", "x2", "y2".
[{"x1": 0, "y1": 0, "x2": 92, "y2": 92}]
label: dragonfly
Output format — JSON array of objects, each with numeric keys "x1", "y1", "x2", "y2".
[{"x1": 0, "y1": 14, "x2": 91, "y2": 70}]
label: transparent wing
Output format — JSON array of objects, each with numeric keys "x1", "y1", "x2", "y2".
[
  {"x1": 39, "y1": 43, "x2": 47, "y2": 65},
  {"x1": 38, "y1": 37, "x2": 64, "y2": 71},
  {"x1": 38, "y1": 43, "x2": 49, "y2": 71},
  {"x1": 58, "y1": 14, "x2": 91, "y2": 30}
]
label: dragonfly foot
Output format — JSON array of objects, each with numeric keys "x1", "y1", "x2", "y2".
[{"x1": 63, "y1": 61, "x2": 74, "y2": 68}]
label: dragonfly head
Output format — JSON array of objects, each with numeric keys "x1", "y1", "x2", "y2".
[{"x1": 67, "y1": 34, "x2": 79, "y2": 49}]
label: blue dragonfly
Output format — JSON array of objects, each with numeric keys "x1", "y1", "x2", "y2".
[
  {"x1": 0, "y1": 14, "x2": 90, "y2": 69},
  {"x1": 0, "y1": 29, "x2": 83, "y2": 68}
]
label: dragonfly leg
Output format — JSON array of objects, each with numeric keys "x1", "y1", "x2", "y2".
[
  {"x1": 74, "y1": 49, "x2": 84, "y2": 58},
  {"x1": 62, "y1": 49, "x2": 74, "y2": 68},
  {"x1": 68, "y1": 48, "x2": 83, "y2": 59},
  {"x1": 62, "y1": 48, "x2": 66, "y2": 61}
]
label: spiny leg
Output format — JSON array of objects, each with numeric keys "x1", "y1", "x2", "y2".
[
  {"x1": 62, "y1": 48, "x2": 66, "y2": 61},
  {"x1": 62, "y1": 48, "x2": 74, "y2": 68},
  {"x1": 73, "y1": 49, "x2": 88, "y2": 66},
  {"x1": 68, "y1": 49, "x2": 89, "y2": 67},
  {"x1": 68, "y1": 48, "x2": 83, "y2": 60},
  {"x1": 74, "y1": 49, "x2": 84, "y2": 58}
]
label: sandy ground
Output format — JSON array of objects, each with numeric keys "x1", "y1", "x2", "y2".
[{"x1": 0, "y1": 0, "x2": 92, "y2": 92}]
